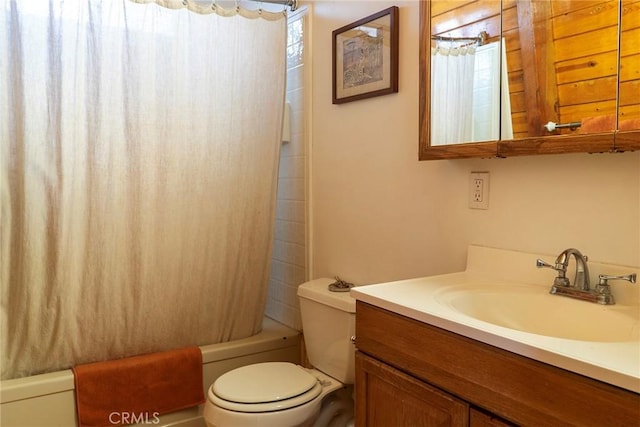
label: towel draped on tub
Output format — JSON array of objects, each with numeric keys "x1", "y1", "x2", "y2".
[{"x1": 73, "y1": 346, "x2": 205, "y2": 427}]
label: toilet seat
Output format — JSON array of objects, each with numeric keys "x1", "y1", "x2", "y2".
[{"x1": 209, "y1": 362, "x2": 322, "y2": 413}]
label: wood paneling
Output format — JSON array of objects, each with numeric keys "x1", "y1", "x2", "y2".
[
  {"x1": 559, "y1": 100, "x2": 618, "y2": 124},
  {"x1": 555, "y1": 51, "x2": 618, "y2": 85},
  {"x1": 552, "y1": 0, "x2": 618, "y2": 39},
  {"x1": 431, "y1": 1, "x2": 501, "y2": 37}
]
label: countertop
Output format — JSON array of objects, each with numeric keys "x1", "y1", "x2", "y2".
[{"x1": 350, "y1": 245, "x2": 640, "y2": 393}]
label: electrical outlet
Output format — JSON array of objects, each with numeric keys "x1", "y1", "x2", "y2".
[{"x1": 469, "y1": 172, "x2": 489, "y2": 209}]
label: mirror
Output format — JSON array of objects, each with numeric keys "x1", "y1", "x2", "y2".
[
  {"x1": 429, "y1": 1, "x2": 505, "y2": 146},
  {"x1": 617, "y1": 0, "x2": 640, "y2": 151},
  {"x1": 419, "y1": 1, "x2": 501, "y2": 159},
  {"x1": 420, "y1": 0, "x2": 627, "y2": 160},
  {"x1": 507, "y1": 0, "x2": 620, "y2": 139}
]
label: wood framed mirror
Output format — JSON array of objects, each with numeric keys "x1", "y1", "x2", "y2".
[
  {"x1": 419, "y1": 0, "x2": 636, "y2": 161},
  {"x1": 419, "y1": 0, "x2": 500, "y2": 160}
]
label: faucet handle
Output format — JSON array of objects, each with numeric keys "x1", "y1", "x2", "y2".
[
  {"x1": 597, "y1": 274, "x2": 637, "y2": 286},
  {"x1": 593, "y1": 274, "x2": 636, "y2": 305},
  {"x1": 536, "y1": 258, "x2": 570, "y2": 287},
  {"x1": 536, "y1": 258, "x2": 565, "y2": 272}
]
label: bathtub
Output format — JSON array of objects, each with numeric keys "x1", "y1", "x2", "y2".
[{"x1": 0, "y1": 317, "x2": 301, "y2": 427}]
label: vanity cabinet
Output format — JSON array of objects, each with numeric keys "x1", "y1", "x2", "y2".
[
  {"x1": 354, "y1": 301, "x2": 640, "y2": 426},
  {"x1": 356, "y1": 353, "x2": 514, "y2": 427}
]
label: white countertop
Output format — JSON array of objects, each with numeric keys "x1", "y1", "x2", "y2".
[{"x1": 350, "y1": 245, "x2": 640, "y2": 393}]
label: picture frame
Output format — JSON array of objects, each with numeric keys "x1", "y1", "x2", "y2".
[{"x1": 332, "y1": 6, "x2": 399, "y2": 104}]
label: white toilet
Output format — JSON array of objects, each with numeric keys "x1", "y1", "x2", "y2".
[{"x1": 203, "y1": 278, "x2": 356, "y2": 427}]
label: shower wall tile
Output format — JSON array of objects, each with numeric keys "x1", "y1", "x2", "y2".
[
  {"x1": 274, "y1": 219, "x2": 305, "y2": 246},
  {"x1": 275, "y1": 200, "x2": 305, "y2": 222},
  {"x1": 265, "y1": 297, "x2": 302, "y2": 331},
  {"x1": 272, "y1": 240, "x2": 306, "y2": 267},
  {"x1": 277, "y1": 156, "x2": 305, "y2": 179},
  {"x1": 270, "y1": 260, "x2": 305, "y2": 291},
  {"x1": 266, "y1": 12, "x2": 307, "y2": 331},
  {"x1": 287, "y1": 65, "x2": 304, "y2": 91},
  {"x1": 277, "y1": 177, "x2": 304, "y2": 201},
  {"x1": 287, "y1": 87, "x2": 304, "y2": 114}
]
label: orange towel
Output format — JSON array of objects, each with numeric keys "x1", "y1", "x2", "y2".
[
  {"x1": 619, "y1": 118, "x2": 640, "y2": 131},
  {"x1": 579, "y1": 115, "x2": 617, "y2": 133},
  {"x1": 73, "y1": 347, "x2": 205, "y2": 427}
]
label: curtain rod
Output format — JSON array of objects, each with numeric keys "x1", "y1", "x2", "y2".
[
  {"x1": 248, "y1": 0, "x2": 298, "y2": 11},
  {"x1": 432, "y1": 31, "x2": 489, "y2": 46}
]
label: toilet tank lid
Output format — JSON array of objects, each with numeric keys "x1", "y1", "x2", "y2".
[{"x1": 297, "y1": 278, "x2": 356, "y2": 313}]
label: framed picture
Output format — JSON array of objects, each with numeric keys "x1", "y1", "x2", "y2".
[{"x1": 332, "y1": 6, "x2": 399, "y2": 104}]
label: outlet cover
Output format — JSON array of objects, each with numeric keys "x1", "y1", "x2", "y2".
[{"x1": 469, "y1": 172, "x2": 490, "y2": 209}]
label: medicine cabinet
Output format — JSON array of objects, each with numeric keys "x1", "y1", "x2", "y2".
[{"x1": 419, "y1": 0, "x2": 640, "y2": 161}]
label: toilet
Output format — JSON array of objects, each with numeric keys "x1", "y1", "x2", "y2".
[{"x1": 203, "y1": 278, "x2": 356, "y2": 427}]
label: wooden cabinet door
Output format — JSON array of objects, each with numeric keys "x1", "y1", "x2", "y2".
[
  {"x1": 470, "y1": 408, "x2": 515, "y2": 427},
  {"x1": 356, "y1": 351, "x2": 469, "y2": 427}
]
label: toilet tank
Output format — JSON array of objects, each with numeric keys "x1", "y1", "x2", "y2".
[{"x1": 297, "y1": 278, "x2": 356, "y2": 384}]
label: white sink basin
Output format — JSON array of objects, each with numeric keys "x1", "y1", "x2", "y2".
[{"x1": 434, "y1": 283, "x2": 640, "y2": 342}]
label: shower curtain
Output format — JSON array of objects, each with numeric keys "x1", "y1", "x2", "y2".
[
  {"x1": 430, "y1": 43, "x2": 476, "y2": 145},
  {"x1": 0, "y1": 0, "x2": 286, "y2": 379}
]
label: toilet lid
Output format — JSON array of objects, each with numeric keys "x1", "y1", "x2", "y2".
[
  {"x1": 210, "y1": 362, "x2": 322, "y2": 413},
  {"x1": 208, "y1": 362, "x2": 322, "y2": 412}
]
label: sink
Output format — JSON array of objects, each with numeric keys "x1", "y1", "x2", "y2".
[
  {"x1": 351, "y1": 245, "x2": 640, "y2": 392},
  {"x1": 434, "y1": 283, "x2": 640, "y2": 342}
]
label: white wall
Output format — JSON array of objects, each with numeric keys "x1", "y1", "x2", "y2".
[{"x1": 309, "y1": 1, "x2": 640, "y2": 287}]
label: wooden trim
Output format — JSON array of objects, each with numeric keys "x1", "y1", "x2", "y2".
[
  {"x1": 356, "y1": 302, "x2": 640, "y2": 427},
  {"x1": 515, "y1": 1, "x2": 541, "y2": 135},
  {"x1": 516, "y1": 0, "x2": 559, "y2": 136},
  {"x1": 614, "y1": 130, "x2": 640, "y2": 151},
  {"x1": 419, "y1": 141, "x2": 500, "y2": 160},
  {"x1": 418, "y1": 1, "x2": 431, "y2": 159},
  {"x1": 498, "y1": 132, "x2": 615, "y2": 156}
]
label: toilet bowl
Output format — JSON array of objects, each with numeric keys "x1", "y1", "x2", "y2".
[
  {"x1": 203, "y1": 278, "x2": 356, "y2": 427},
  {"x1": 203, "y1": 362, "x2": 345, "y2": 427}
]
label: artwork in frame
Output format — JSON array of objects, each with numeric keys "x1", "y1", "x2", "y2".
[{"x1": 332, "y1": 6, "x2": 399, "y2": 104}]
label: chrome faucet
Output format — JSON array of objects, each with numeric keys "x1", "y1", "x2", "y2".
[
  {"x1": 537, "y1": 248, "x2": 637, "y2": 304},
  {"x1": 536, "y1": 247, "x2": 590, "y2": 289},
  {"x1": 558, "y1": 248, "x2": 590, "y2": 290}
]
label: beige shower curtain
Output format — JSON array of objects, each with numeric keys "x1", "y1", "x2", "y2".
[
  {"x1": 0, "y1": 0, "x2": 286, "y2": 379},
  {"x1": 430, "y1": 43, "x2": 476, "y2": 146}
]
